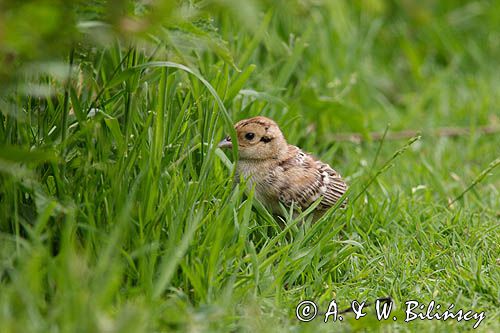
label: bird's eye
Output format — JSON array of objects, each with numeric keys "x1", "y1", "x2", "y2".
[{"x1": 245, "y1": 132, "x2": 255, "y2": 140}]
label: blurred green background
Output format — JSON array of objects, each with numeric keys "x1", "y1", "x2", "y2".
[{"x1": 0, "y1": 0, "x2": 499, "y2": 332}]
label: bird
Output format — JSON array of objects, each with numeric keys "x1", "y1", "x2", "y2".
[{"x1": 218, "y1": 116, "x2": 348, "y2": 220}]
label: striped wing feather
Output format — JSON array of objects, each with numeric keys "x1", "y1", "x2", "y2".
[{"x1": 276, "y1": 146, "x2": 347, "y2": 211}]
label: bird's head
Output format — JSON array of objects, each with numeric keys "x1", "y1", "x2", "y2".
[{"x1": 218, "y1": 116, "x2": 287, "y2": 160}]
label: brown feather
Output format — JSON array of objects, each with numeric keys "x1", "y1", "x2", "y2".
[{"x1": 222, "y1": 116, "x2": 348, "y2": 219}]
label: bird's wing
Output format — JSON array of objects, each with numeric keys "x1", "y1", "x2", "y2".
[{"x1": 276, "y1": 147, "x2": 348, "y2": 211}]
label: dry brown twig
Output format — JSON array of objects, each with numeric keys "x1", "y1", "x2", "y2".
[{"x1": 331, "y1": 126, "x2": 500, "y2": 143}]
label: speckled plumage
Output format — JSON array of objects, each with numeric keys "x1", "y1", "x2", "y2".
[{"x1": 219, "y1": 116, "x2": 347, "y2": 218}]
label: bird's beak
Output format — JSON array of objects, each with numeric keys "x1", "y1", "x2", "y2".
[{"x1": 217, "y1": 136, "x2": 232, "y2": 149}]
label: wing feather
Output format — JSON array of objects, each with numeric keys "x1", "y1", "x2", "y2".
[{"x1": 275, "y1": 146, "x2": 348, "y2": 212}]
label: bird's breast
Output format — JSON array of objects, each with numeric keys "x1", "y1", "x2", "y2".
[{"x1": 237, "y1": 160, "x2": 280, "y2": 205}]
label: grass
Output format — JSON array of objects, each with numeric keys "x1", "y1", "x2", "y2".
[{"x1": 0, "y1": 0, "x2": 499, "y2": 332}]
